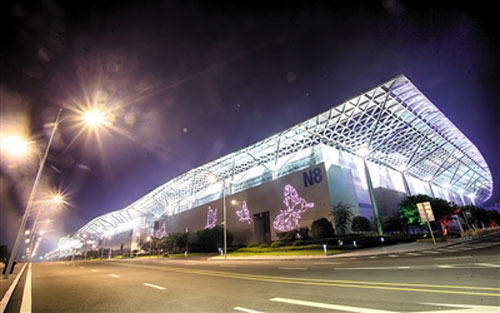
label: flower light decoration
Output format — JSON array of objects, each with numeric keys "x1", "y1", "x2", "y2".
[
  {"x1": 273, "y1": 184, "x2": 314, "y2": 232},
  {"x1": 205, "y1": 206, "x2": 218, "y2": 229},
  {"x1": 155, "y1": 221, "x2": 167, "y2": 238},
  {"x1": 236, "y1": 200, "x2": 252, "y2": 224}
]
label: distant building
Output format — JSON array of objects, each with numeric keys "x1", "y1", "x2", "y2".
[{"x1": 58, "y1": 75, "x2": 493, "y2": 254}]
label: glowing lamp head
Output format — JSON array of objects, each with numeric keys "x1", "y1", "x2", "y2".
[
  {"x1": 231, "y1": 199, "x2": 237, "y2": 205},
  {"x1": 146, "y1": 236, "x2": 152, "y2": 242},
  {"x1": 467, "y1": 193, "x2": 475, "y2": 199},
  {"x1": 52, "y1": 194, "x2": 63, "y2": 204},
  {"x1": 25, "y1": 230, "x2": 30, "y2": 235},
  {"x1": 1, "y1": 135, "x2": 30, "y2": 157},
  {"x1": 207, "y1": 174, "x2": 218, "y2": 184},
  {"x1": 83, "y1": 110, "x2": 107, "y2": 127}
]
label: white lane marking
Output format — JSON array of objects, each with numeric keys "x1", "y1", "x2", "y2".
[
  {"x1": 20, "y1": 263, "x2": 32, "y2": 313},
  {"x1": 349, "y1": 258, "x2": 357, "y2": 260},
  {"x1": 0, "y1": 263, "x2": 28, "y2": 313},
  {"x1": 109, "y1": 274, "x2": 120, "y2": 278},
  {"x1": 422, "y1": 250, "x2": 441, "y2": 254},
  {"x1": 397, "y1": 266, "x2": 410, "y2": 269},
  {"x1": 91, "y1": 269, "x2": 98, "y2": 272},
  {"x1": 434, "y1": 256, "x2": 472, "y2": 260},
  {"x1": 388, "y1": 255, "x2": 399, "y2": 258},
  {"x1": 143, "y1": 283, "x2": 166, "y2": 290},
  {"x1": 368, "y1": 256, "x2": 377, "y2": 259},
  {"x1": 219, "y1": 265, "x2": 237, "y2": 268},
  {"x1": 406, "y1": 253, "x2": 420, "y2": 256},
  {"x1": 270, "y1": 297, "x2": 394, "y2": 313},
  {"x1": 79, "y1": 266, "x2": 85, "y2": 269},
  {"x1": 419, "y1": 302, "x2": 500, "y2": 313},
  {"x1": 278, "y1": 267, "x2": 308, "y2": 270},
  {"x1": 477, "y1": 263, "x2": 500, "y2": 268},
  {"x1": 437, "y1": 265, "x2": 454, "y2": 268},
  {"x1": 234, "y1": 307, "x2": 264, "y2": 313},
  {"x1": 314, "y1": 262, "x2": 342, "y2": 264}
]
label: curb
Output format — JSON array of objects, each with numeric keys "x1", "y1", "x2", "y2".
[{"x1": 0, "y1": 262, "x2": 28, "y2": 313}]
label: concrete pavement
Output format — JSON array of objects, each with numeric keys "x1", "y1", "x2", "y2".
[{"x1": 6, "y1": 237, "x2": 500, "y2": 312}]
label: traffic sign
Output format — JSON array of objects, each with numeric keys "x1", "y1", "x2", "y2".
[
  {"x1": 416, "y1": 201, "x2": 436, "y2": 246},
  {"x1": 417, "y1": 202, "x2": 435, "y2": 222}
]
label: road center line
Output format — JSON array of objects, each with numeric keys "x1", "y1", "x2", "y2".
[
  {"x1": 270, "y1": 297, "x2": 394, "y2": 313},
  {"x1": 435, "y1": 256, "x2": 472, "y2": 260},
  {"x1": 109, "y1": 274, "x2": 120, "y2": 278},
  {"x1": 108, "y1": 262, "x2": 500, "y2": 297},
  {"x1": 314, "y1": 262, "x2": 342, "y2": 264},
  {"x1": 477, "y1": 263, "x2": 500, "y2": 268},
  {"x1": 143, "y1": 283, "x2": 166, "y2": 290},
  {"x1": 234, "y1": 307, "x2": 264, "y2": 313},
  {"x1": 278, "y1": 267, "x2": 308, "y2": 270}
]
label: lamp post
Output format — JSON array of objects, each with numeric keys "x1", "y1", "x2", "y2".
[
  {"x1": 2, "y1": 107, "x2": 110, "y2": 278},
  {"x1": 207, "y1": 173, "x2": 227, "y2": 260},
  {"x1": 3, "y1": 109, "x2": 62, "y2": 279}
]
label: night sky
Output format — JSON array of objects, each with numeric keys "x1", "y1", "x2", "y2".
[{"x1": 1, "y1": 0, "x2": 499, "y2": 256}]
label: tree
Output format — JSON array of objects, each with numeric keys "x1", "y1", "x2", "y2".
[
  {"x1": 310, "y1": 218, "x2": 335, "y2": 239},
  {"x1": 332, "y1": 202, "x2": 353, "y2": 235},
  {"x1": 382, "y1": 215, "x2": 404, "y2": 233},
  {"x1": 398, "y1": 194, "x2": 455, "y2": 233},
  {"x1": 351, "y1": 216, "x2": 371, "y2": 232},
  {"x1": 461, "y1": 205, "x2": 499, "y2": 228}
]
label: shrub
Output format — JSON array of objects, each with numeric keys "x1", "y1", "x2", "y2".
[
  {"x1": 270, "y1": 240, "x2": 282, "y2": 248},
  {"x1": 292, "y1": 240, "x2": 306, "y2": 246},
  {"x1": 247, "y1": 242, "x2": 259, "y2": 248},
  {"x1": 258, "y1": 243, "x2": 268, "y2": 248},
  {"x1": 276, "y1": 230, "x2": 298, "y2": 241},
  {"x1": 351, "y1": 216, "x2": 371, "y2": 232},
  {"x1": 298, "y1": 227, "x2": 311, "y2": 240},
  {"x1": 310, "y1": 218, "x2": 335, "y2": 239}
]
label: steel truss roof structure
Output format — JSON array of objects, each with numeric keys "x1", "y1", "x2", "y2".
[{"x1": 67, "y1": 75, "x2": 492, "y2": 243}]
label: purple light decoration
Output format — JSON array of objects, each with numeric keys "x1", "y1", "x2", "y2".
[
  {"x1": 205, "y1": 206, "x2": 217, "y2": 229},
  {"x1": 273, "y1": 184, "x2": 314, "y2": 232},
  {"x1": 236, "y1": 200, "x2": 252, "y2": 224},
  {"x1": 155, "y1": 221, "x2": 167, "y2": 238}
]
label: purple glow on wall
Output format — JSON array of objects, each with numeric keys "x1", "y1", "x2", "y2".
[
  {"x1": 236, "y1": 200, "x2": 252, "y2": 224},
  {"x1": 205, "y1": 206, "x2": 218, "y2": 229},
  {"x1": 155, "y1": 221, "x2": 167, "y2": 238},
  {"x1": 273, "y1": 184, "x2": 314, "y2": 232}
]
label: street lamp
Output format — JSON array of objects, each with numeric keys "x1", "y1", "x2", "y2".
[
  {"x1": 207, "y1": 173, "x2": 227, "y2": 260},
  {"x1": 3, "y1": 107, "x2": 109, "y2": 279}
]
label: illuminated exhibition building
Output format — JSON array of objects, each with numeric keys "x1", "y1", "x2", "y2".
[{"x1": 57, "y1": 75, "x2": 493, "y2": 255}]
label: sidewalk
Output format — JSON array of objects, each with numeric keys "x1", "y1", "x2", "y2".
[
  {"x1": 209, "y1": 236, "x2": 471, "y2": 261},
  {"x1": 0, "y1": 262, "x2": 27, "y2": 312},
  {"x1": 327, "y1": 236, "x2": 468, "y2": 258},
  {"x1": 0, "y1": 264, "x2": 23, "y2": 299}
]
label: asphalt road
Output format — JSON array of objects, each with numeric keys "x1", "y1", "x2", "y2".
[{"x1": 8, "y1": 238, "x2": 500, "y2": 313}]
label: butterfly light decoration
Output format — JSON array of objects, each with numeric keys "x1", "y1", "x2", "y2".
[
  {"x1": 236, "y1": 200, "x2": 252, "y2": 224},
  {"x1": 155, "y1": 221, "x2": 167, "y2": 238},
  {"x1": 205, "y1": 206, "x2": 218, "y2": 229},
  {"x1": 273, "y1": 184, "x2": 314, "y2": 232}
]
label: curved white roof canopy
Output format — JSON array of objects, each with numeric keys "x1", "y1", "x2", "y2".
[{"x1": 65, "y1": 75, "x2": 492, "y2": 244}]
